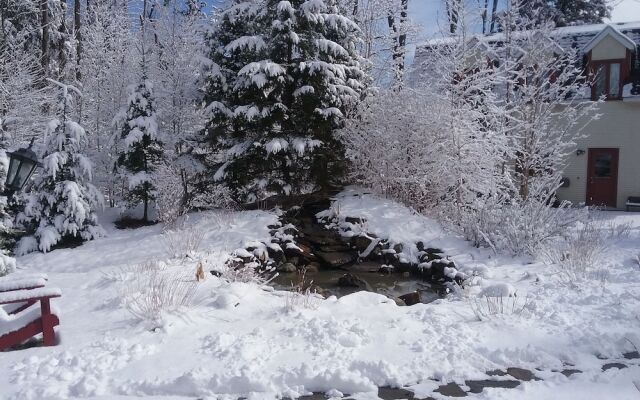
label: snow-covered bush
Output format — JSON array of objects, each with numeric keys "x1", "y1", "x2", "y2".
[
  {"x1": 222, "y1": 260, "x2": 277, "y2": 286},
  {"x1": 0, "y1": 253, "x2": 17, "y2": 277},
  {"x1": 470, "y1": 284, "x2": 532, "y2": 321},
  {"x1": 16, "y1": 80, "x2": 104, "y2": 255},
  {"x1": 462, "y1": 190, "x2": 584, "y2": 255},
  {"x1": 284, "y1": 268, "x2": 322, "y2": 311},
  {"x1": 539, "y1": 216, "x2": 610, "y2": 286},
  {"x1": 162, "y1": 217, "x2": 205, "y2": 260},
  {"x1": 121, "y1": 261, "x2": 198, "y2": 327},
  {"x1": 155, "y1": 163, "x2": 188, "y2": 229}
]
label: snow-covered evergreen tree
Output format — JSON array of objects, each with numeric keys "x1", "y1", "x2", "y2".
[
  {"x1": 16, "y1": 80, "x2": 104, "y2": 255},
  {"x1": 202, "y1": 0, "x2": 367, "y2": 202},
  {"x1": 113, "y1": 1, "x2": 165, "y2": 223},
  {"x1": 114, "y1": 79, "x2": 164, "y2": 222},
  {"x1": 516, "y1": 0, "x2": 610, "y2": 27}
]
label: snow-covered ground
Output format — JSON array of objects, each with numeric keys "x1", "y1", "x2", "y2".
[{"x1": 2, "y1": 189, "x2": 640, "y2": 399}]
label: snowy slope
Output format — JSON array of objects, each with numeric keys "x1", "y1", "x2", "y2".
[{"x1": 1, "y1": 191, "x2": 640, "y2": 399}]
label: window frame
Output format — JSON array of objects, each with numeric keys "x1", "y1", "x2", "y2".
[{"x1": 590, "y1": 59, "x2": 625, "y2": 101}]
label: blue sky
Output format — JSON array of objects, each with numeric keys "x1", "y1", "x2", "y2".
[{"x1": 202, "y1": 0, "x2": 640, "y2": 39}]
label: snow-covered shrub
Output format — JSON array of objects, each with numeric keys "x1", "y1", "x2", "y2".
[
  {"x1": 16, "y1": 81, "x2": 105, "y2": 255},
  {"x1": 162, "y1": 217, "x2": 205, "y2": 260},
  {"x1": 470, "y1": 284, "x2": 532, "y2": 321},
  {"x1": 222, "y1": 259, "x2": 277, "y2": 286},
  {"x1": 284, "y1": 268, "x2": 322, "y2": 311},
  {"x1": 606, "y1": 220, "x2": 632, "y2": 240},
  {"x1": 121, "y1": 261, "x2": 198, "y2": 327},
  {"x1": 463, "y1": 191, "x2": 584, "y2": 255},
  {"x1": 0, "y1": 253, "x2": 17, "y2": 277},
  {"x1": 155, "y1": 163, "x2": 188, "y2": 229},
  {"x1": 539, "y1": 216, "x2": 610, "y2": 286}
]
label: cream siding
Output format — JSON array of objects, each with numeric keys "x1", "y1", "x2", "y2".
[
  {"x1": 557, "y1": 101, "x2": 640, "y2": 208},
  {"x1": 591, "y1": 35, "x2": 628, "y2": 60}
]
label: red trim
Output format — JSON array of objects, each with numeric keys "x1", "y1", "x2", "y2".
[
  {"x1": 588, "y1": 49, "x2": 632, "y2": 101},
  {"x1": 586, "y1": 148, "x2": 619, "y2": 208}
]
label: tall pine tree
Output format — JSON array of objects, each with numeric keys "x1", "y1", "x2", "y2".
[
  {"x1": 201, "y1": 0, "x2": 367, "y2": 202},
  {"x1": 16, "y1": 80, "x2": 104, "y2": 255},
  {"x1": 114, "y1": 1, "x2": 164, "y2": 223},
  {"x1": 517, "y1": 0, "x2": 610, "y2": 27}
]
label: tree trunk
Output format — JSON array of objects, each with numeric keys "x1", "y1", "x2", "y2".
[
  {"x1": 0, "y1": 3, "x2": 7, "y2": 45},
  {"x1": 446, "y1": 0, "x2": 459, "y2": 34},
  {"x1": 480, "y1": 0, "x2": 489, "y2": 34},
  {"x1": 58, "y1": 0, "x2": 68, "y2": 77},
  {"x1": 40, "y1": 0, "x2": 50, "y2": 77},
  {"x1": 489, "y1": 0, "x2": 499, "y2": 33},
  {"x1": 74, "y1": 0, "x2": 81, "y2": 81},
  {"x1": 387, "y1": 0, "x2": 408, "y2": 88},
  {"x1": 143, "y1": 187, "x2": 149, "y2": 222}
]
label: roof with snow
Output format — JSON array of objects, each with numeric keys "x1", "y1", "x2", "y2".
[
  {"x1": 417, "y1": 21, "x2": 640, "y2": 55},
  {"x1": 581, "y1": 25, "x2": 637, "y2": 53},
  {"x1": 411, "y1": 21, "x2": 640, "y2": 98}
]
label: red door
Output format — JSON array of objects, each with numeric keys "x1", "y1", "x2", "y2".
[{"x1": 586, "y1": 148, "x2": 619, "y2": 207}]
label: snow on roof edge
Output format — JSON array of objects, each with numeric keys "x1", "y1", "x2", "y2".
[
  {"x1": 582, "y1": 25, "x2": 637, "y2": 53},
  {"x1": 417, "y1": 20, "x2": 640, "y2": 50}
]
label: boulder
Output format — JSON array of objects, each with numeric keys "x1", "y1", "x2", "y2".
[
  {"x1": 345, "y1": 216, "x2": 366, "y2": 225},
  {"x1": 337, "y1": 273, "x2": 372, "y2": 290},
  {"x1": 419, "y1": 251, "x2": 442, "y2": 263},
  {"x1": 304, "y1": 262, "x2": 321, "y2": 273},
  {"x1": 506, "y1": 367, "x2": 536, "y2": 381},
  {"x1": 392, "y1": 297, "x2": 407, "y2": 306},
  {"x1": 353, "y1": 235, "x2": 373, "y2": 252},
  {"x1": 393, "y1": 243, "x2": 403, "y2": 254},
  {"x1": 319, "y1": 245, "x2": 352, "y2": 253},
  {"x1": 288, "y1": 256, "x2": 300, "y2": 266},
  {"x1": 284, "y1": 243, "x2": 316, "y2": 262},
  {"x1": 346, "y1": 261, "x2": 380, "y2": 273},
  {"x1": 300, "y1": 226, "x2": 342, "y2": 246},
  {"x1": 266, "y1": 246, "x2": 285, "y2": 263},
  {"x1": 398, "y1": 291, "x2": 421, "y2": 306},
  {"x1": 378, "y1": 265, "x2": 394, "y2": 275},
  {"x1": 316, "y1": 251, "x2": 357, "y2": 268},
  {"x1": 277, "y1": 263, "x2": 297, "y2": 273}
]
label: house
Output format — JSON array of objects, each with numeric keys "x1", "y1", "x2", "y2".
[
  {"x1": 413, "y1": 22, "x2": 640, "y2": 209},
  {"x1": 553, "y1": 23, "x2": 640, "y2": 209}
]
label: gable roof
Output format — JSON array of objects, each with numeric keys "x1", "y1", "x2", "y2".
[
  {"x1": 582, "y1": 24, "x2": 637, "y2": 53},
  {"x1": 417, "y1": 21, "x2": 640, "y2": 56}
]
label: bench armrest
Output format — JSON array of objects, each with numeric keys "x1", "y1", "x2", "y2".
[
  {"x1": 0, "y1": 277, "x2": 47, "y2": 293},
  {"x1": 0, "y1": 288, "x2": 62, "y2": 305}
]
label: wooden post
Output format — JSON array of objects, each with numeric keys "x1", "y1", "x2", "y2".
[{"x1": 40, "y1": 298, "x2": 56, "y2": 346}]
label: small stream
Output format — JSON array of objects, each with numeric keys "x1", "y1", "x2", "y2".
[
  {"x1": 250, "y1": 192, "x2": 449, "y2": 305},
  {"x1": 272, "y1": 268, "x2": 442, "y2": 303}
]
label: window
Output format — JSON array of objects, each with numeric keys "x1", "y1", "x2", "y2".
[
  {"x1": 592, "y1": 61, "x2": 623, "y2": 100},
  {"x1": 594, "y1": 154, "x2": 613, "y2": 177}
]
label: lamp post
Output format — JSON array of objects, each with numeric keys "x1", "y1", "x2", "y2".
[{"x1": 4, "y1": 140, "x2": 40, "y2": 197}]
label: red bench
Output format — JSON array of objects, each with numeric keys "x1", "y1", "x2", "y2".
[{"x1": 0, "y1": 275, "x2": 61, "y2": 350}]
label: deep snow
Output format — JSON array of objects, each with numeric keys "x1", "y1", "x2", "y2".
[{"x1": 1, "y1": 188, "x2": 640, "y2": 399}]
